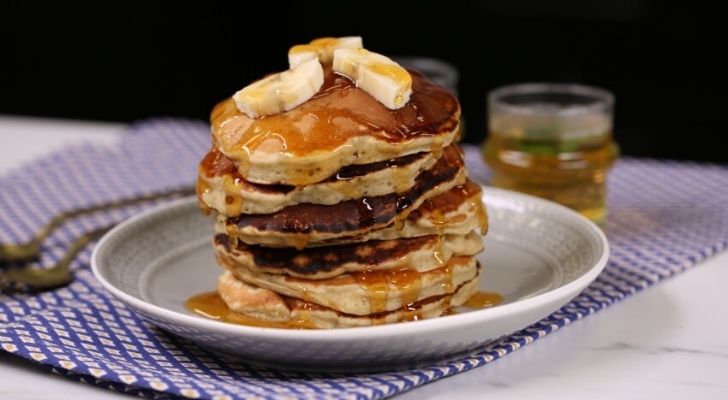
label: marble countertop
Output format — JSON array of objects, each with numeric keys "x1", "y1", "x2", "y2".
[{"x1": 1, "y1": 115, "x2": 727, "y2": 400}]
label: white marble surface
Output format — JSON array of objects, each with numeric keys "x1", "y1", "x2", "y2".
[{"x1": 1, "y1": 116, "x2": 727, "y2": 399}]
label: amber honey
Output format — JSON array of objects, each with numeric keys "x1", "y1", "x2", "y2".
[
  {"x1": 484, "y1": 133, "x2": 618, "y2": 222},
  {"x1": 484, "y1": 83, "x2": 618, "y2": 223}
]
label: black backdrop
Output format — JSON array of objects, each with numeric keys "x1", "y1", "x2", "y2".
[{"x1": 2, "y1": 1, "x2": 725, "y2": 162}]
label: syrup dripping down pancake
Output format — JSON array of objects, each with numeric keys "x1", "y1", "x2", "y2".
[
  {"x1": 221, "y1": 145, "x2": 466, "y2": 247},
  {"x1": 211, "y1": 69, "x2": 460, "y2": 186},
  {"x1": 214, "y1": 231, "x2": 483, "y2": 280},
  {"x1": 197, "y1": 147, "x2": 439, "y2": 216},
  {"x1": 218, "y1": 179, "x2": 486, "y2": 248},
  {"x1": 218, "y1": 254, "x2": 478, "y2": 316},
  {"x1": 213, "y1": 269, "x2": 480, "y2": 329}
]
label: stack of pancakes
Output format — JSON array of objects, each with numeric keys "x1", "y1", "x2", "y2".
[{"x1": 196, "y1": 68, "x2": 488, "y2": 328}]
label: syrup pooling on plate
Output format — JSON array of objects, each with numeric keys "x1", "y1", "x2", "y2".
[
  {"x1": 212, "y1": 68, "x2": 458, "y2": 161},
  {"x1": 463, "y1": 291, "x2": 503, "y2": 309},
  {"x1": 186, "y1": 292, "x2": 315, "y2": 329},
  {"x1": 185, "y1": 281, "x2": 480, "y2": 329},
  {"x1": 96, "y1": 187, "x2": 608, "y2": 359}
]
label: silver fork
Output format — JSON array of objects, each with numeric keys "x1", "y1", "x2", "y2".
[{"x1": 0, "y1": 187, "x2": 194, "y2": 291}]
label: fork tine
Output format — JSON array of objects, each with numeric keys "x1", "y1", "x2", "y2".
[
  {"x1": 0, "y1": 225, "x2": 113, "y2": 292},
  {"x1": 0, "y1": 187, "x2": 194, "y2": 261}
]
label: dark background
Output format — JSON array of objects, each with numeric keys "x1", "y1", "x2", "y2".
[{"x1": 2, "y1": 1, "x2": 725, "y2": 162}]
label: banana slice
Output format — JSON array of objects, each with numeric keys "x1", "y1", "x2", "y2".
[
  {"x1": 333, "y1": 48, "x2": 412, "y2": 110},
  {"x1": 233, "y1": 58, "x2": 324, "y2": 118},
  {"x1": 288, "y1": 36, "x2": 363, "y2": 68}
]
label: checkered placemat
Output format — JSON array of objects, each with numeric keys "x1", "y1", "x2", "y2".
[{"x1": 1, "y1": 119, "x2": 727, "y2": 399}]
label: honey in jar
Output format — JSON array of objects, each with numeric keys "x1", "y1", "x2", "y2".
[{"x1": 483, "y1": 83, "x2": 618, "y2": 223}]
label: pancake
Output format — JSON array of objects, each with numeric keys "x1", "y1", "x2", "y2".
[
  {"x1": 217, "y1": 269, "x2": 479, "y2": 329},
  {"x1": 214, "y1": 231, "x2": 483, "y2": 280},
  {"x1": 219, "y1": 255, "x2": 478, "y2": 316},
  {"x1": 197, "y1": 148, "x2": 439, "y2": 216},
  {"x1": 193, "y1": 40, "x2": 490, "y2": 330},
  {"x1": 327, "y1": 180, "x2": 488, "y2": 244},
  {"x1": 356, "y1": 179, "x2": 489, "y2": 241},
  {"x1": 217, "y1": 180, "x2": 486, "y2": 248},
  {"x1": 211, "y1": 69, "x2": 460, "y2": 186},
  {"x1": 219, "y1": 145, "x2": 466, "y2": 248}
]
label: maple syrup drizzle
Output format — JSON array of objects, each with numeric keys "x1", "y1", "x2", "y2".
[
  {"x1": 199, "y1": 148, "x2": 236, "y2": 176},
  {"x1": 391, "y1": 159, "x2": 411, "y2": 194},
  {"x1": 211, "y1": 69, "x2": 459, "y2": 159},
  {"x1": 432, "y1": 236, "x2": 446, "y2": 266},
  {"x1": 223, "y1": 145, "x2": 462, "y2": 237},
  {"x1": 389, "y1": 268, "x2": 421, "y2": 306},
  {"x1": 418, "y1": 181, "x2": 488, "y2": 235},
  {"x1": 369, "y1": 62, "x2": 412, "y2": 92},
  {"x1": 465, "y1": 188, "x2": 489, "y2": 235},
  {"x1": 201, "y1": 150, "x2": 430, "y2": 211},
  {"x1": 430, "y1": 135, "x2": 444, "y2": 160},
  {"x1": 352, "y1": 269, "x2": 391, "y2": 312},
  {"x1": 440, "y1": 263, "x2": 454, "y2": 293},
  {"x1": 351, "y1": 266, "x2": 426, "y2": 313},
  {"x1": 186, "y1": 289, "x2": 443, "y2": 329},
  {"x1": 195, "y1": 176, "x2": 212, "y2": 214},
  {"x1": 291, "y1": 234, "x2": 310, "y2": 251},
  {"x1": 197, "y1": 149, "x2": 247, "y2": 215},
  {"x1": 185, "y1": 292, "x2": 315, "y2": 329}
]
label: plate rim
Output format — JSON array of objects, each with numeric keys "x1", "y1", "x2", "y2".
[{"x1": 91, "y1": 187, "x2": 609, "y2": 341}]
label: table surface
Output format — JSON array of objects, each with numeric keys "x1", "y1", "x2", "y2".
[{"x1": 1, "y1": 115, "x2": 727, "y2": 400}]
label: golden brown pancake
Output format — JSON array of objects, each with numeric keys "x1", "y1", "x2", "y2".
[
  {"x1": 217, "y1": 270, "x2": 479, "y2": 329},
  {"x1": 217, "y1": 180, "x2": 486, "y2": 248},
  {"x1": 218, "y1": 255, "x2": 478, "y2": 316},
  {"x1": 219, "y1": 145, "x2": 466, "y2": 248},
  {"x1": 197, "y1": 148, "x2": 439, "y2": 216},
  {"x1": 214, "y1": 231, "x2": 483, "y2": 279},
  {"x1": 211, "y1": 69, "x2": 460, "y2": 185},
  {"x1": 194, "y1": 43, "x2": 489, "y2": 330}
]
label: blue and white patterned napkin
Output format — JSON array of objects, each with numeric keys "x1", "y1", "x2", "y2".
[{"x1": 1, "y1": 119, "x2": 727, "y2": 399}]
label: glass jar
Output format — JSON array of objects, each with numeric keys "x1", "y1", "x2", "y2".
[{"x1": 483, "y1": 83, "x2": 619, "y2": 223}]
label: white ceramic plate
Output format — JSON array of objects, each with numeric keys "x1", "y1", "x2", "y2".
[{"x1": 91, "y1": 187, "x2": 608, "y2": 369}]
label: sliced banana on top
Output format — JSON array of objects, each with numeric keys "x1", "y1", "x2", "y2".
[
  {"x1": 333, "y1": 48, "x2": 412, "y2": 110},
  {"x1": 233, "y1": 58, "x2": 324, "y2": 119},
  {"x1": 288, "y1": 36, "x2": 363, "y2": 68},
  {"x1": 234, "y1": 37, "x2": 411, "y2": 117}
]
